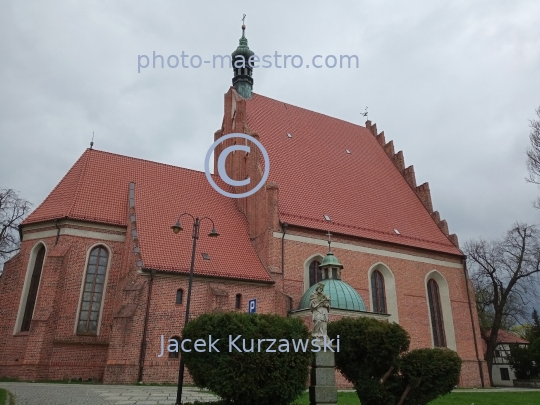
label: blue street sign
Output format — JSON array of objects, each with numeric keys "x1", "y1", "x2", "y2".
[{"x1": 248, "y1": 299, "x2": 257, "y2": 313}]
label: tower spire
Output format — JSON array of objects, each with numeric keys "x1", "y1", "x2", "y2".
[{"x1": 231, "y1": 15, "x2": 254, "y2": 99}]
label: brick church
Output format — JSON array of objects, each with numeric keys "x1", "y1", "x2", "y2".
[{"x1": 0, "y1": 26, "x2": 488, "y2": 387}]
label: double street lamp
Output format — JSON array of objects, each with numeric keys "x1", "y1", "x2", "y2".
[{"x1": 171, "y1": 213, "x2": 219, "y2": 405}]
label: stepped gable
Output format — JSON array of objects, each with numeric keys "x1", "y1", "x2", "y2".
[
  {"x1": 244, "y1": 93, "x2": 461, "y2": 255},
  {"x1": 365, "y1": 120, "x2": 460, "y2": 248},
  {"x1": 22, "y1": 149, "x2": 273, "y2": 283}
]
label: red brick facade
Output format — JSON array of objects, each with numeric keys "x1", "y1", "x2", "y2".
[{"x1": 0, "y1": 87, "x2": 488, "y2": 387}]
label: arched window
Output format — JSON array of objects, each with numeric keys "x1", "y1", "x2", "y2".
[
  {"x1": 309, "y1": 261, "x2": 322, "y2": 287},
  {"x1": 371, "y1": 270, "x2": 387, "y2": 314},
  {"x1": 427, "y1": 278, "x2": 446, "y2": 347},
  {"x1": 77, "y1": 246, "x2": 109, "y2": 335},
  {"x1": 235, "y1": 294, "x2": 242, "y2": 309},
  {"x1": 176, "y1": 289, "x2": 183, "y2": 304},
  {"x1": 20, "y1": 245, "x2": 46, "y2": 332},
  {"x1": 169, "y1": 336, "x2": 180, "y2": 359}
]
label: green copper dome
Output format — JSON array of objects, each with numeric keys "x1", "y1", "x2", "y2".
[
  {"x1": 319, "y1": 251, "x2": 343, "y2": 269},
  {"x1": 231, "y1": 25, "x2": 254, "y2": 99},
  {"x1": 298, "y1": 279, "x2": 366, "y2": 312},
  {"x1": 231, "y1": 27, "x2": 254, "y2": 61}
]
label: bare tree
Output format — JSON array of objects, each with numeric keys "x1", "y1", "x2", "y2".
[
  {"x1": 0, "y1": 188, "x2": 32, "y2": 271},
  {"x1": 465, "y1": 223, "x2": 540, "y2": 386},
  {"x1": 526, "y1": 106, "x2": 540, "y2": 208}
]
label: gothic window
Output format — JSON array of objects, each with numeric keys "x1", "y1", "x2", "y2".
[
  {"x1": 427, "y1": 278, "x2": 446, "y2": 347},
  {"x1": 176, "y1": 289, "x2": 183, "y2": 304},
  {"x1": 309, "y1": 261, "x2": 322, "y2": 287},
  {"x1": 371, "y1": 270, "x2": 387, "y2": 314},
  {"x1": 169, "y1": 336, "x2": 180, "y2": 359},
  {"x1": 235, "y1": 294, "x2": 242, "y2": 309},
  {"x1": 20, "y1": 244, "x2": 46, "y2": 332},
  {"x1": 77, "y1": 246, "x2": 108, "y2": 335}
]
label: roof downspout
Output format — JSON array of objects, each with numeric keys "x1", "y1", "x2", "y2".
[
  {"x1": 281, "y1": 222, "x2": 291, "y2": 310},
  {"x1": 54, "y1": 219, "x2": 61, "y2": 245},
  {"x1": 138, "y1": 269, "x2": 155, "y2": 383},
  {"x1": 463, "y1": 257, "x2": 485, "y2": 388}
]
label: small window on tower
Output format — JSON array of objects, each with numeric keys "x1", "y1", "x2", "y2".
[
  {"x1": 202, "y1": 253, "x2": 210, "y2": 260},
  {"x1": 324, "y1": 214, "x2": 331, "y2": 221},
  {"x1": 235, "y1": 294, "x2": 242, "y2": 309},
  {"x1": 287, "y1": 133, "x2": 292, "y2": 138},
  {"x1": 176, "y1": 289, "x2": 183, "y2": 305}
]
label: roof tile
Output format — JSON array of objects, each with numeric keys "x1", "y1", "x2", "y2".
[{"x1": 245, "y1": 93, "x2": 461, "y2": 255}]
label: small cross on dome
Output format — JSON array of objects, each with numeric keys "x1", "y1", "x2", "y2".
[{"x1": 326, "y1": 230, "x2": 332, "y2": 251}]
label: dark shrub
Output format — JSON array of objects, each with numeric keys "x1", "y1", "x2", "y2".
[
  {"x1": 396, "y1": 348, "x2": 461, "y2": 405},
  {"x1": 508, "y1": 342, "x2": 539, "y2": 380},
  {"x1": 328, "y1": 317, "x2": 461, "y2": 405},
  {"x1": 328, "y1": 317, "x2": 409, "y2": 405},
  {"x1": 530, "y1": 337, "x2": 540, "y2": 377},
  {"x1": 181, "y1": 312, "x2": 311, "y2": 405}
]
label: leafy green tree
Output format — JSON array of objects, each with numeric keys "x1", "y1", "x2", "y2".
[
  {"x1": 526, "y1": 309, "x2": 540, "y2": 343},
  {"x1": 508, "y1": 344, "x2": 537, "y2": 380},
  {"x1": 328, "y1": 317, "x2": 461, "y2": 405},
  {"x1": 181, "y1": 312, "x2": 311, "y2": 405}
]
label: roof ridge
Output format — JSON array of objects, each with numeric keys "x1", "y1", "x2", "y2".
[
  {"x1": 250, "y1": 93, "x2": 366, "y2": 130},
  {"x1": 22, "y1": 151, "x2": 89, "y2": 224},
  {"x1": 364, "y1": 120, "x2": 461, "y2": 250},
  {"x1": 84, "y1": 148, "x2": 217, "y2": 177},
  {"x1": 68, "y1": 149, "x2": 91, "y2": 218}
]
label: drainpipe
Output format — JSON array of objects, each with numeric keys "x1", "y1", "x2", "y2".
[
  {"x1": 463, "y1": 257, "x2": 485, "y2": 388},
  {"x1": 281, "y1": 222, "x2": 290, "y2": 310},
  {"x1": 54, "y1": 219, "x2": 61, "y2": 245},
  {"x1": 281, "y1": 222, "x2": 288, "y2": 274},
  {"x1": 138, "y1": 269, "x2": 155, "y2": 383}
]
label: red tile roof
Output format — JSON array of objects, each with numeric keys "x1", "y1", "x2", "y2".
[
  {"x1": 23, "y1": 149, "x2": 273, "y2": 283},
  {"x1": 244, "y1": 94, "x2": 461, "y2": 256},
  {"x1": 483, "y1": 329, "x2": 529, "y2": 345}
]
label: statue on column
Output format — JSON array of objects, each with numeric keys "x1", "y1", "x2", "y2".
[{"x1": 310, "y1": 282, "x2": 330, "y2": 338}]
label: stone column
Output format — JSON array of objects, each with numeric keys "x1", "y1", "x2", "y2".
[{"x1": 309, "y1": 350, "x2": 337, "y2": 405}]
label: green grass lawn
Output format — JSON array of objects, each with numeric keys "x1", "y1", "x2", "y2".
[
  {"x1": 293, "y1": 391, "x2": 540, "y2": 405},
  {"x1": 0, "y1": 388, "x2": 14, "y2": 405}
]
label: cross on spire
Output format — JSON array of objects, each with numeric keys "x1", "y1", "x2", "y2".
[
  {"x1": 360, "y1": 106, "x2": 368, "y2": 120},
  {"x1": 326, "y1": 230, "x2": 332, "y2": 252}
]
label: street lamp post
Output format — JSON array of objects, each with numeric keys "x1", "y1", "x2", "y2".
[{"x1": 171, "y1": 213, "x2": 219, "y2": 405}]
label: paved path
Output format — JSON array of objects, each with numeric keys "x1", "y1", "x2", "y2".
[
  {"x1": 0, "y1": 383, "x2": 219, "y2": 405},
  {"x1": 2, "y1": 382, "x2": 540, "y2": 404}
]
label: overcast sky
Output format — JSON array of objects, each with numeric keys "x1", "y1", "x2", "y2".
[{"x1": 1, "y1": 0, "x2": 539, "y2": 247}]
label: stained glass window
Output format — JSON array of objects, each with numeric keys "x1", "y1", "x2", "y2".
[
  {"x1": 427, "y1": 279, "x2": 446, "y2": 347},
  {"x1": 21, "y1": 245, "x2": 46, "y2": 332},
  {"x1": 77, "y1": 246, "x2": 108, "y2": 334},
  {"x1": 371, "y1": 270, "x2": 387, "y2": 314},
  {"x1": 309, "y1": 261, "x2": 322, "y2": 287}
]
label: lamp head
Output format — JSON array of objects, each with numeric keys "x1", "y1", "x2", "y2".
[
  {"x1": 208, "y1": 228, "x2": 220, "y2": 237},
  {"x1": 171, "y1": 221, "x2": 183, "y2": 234}
]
